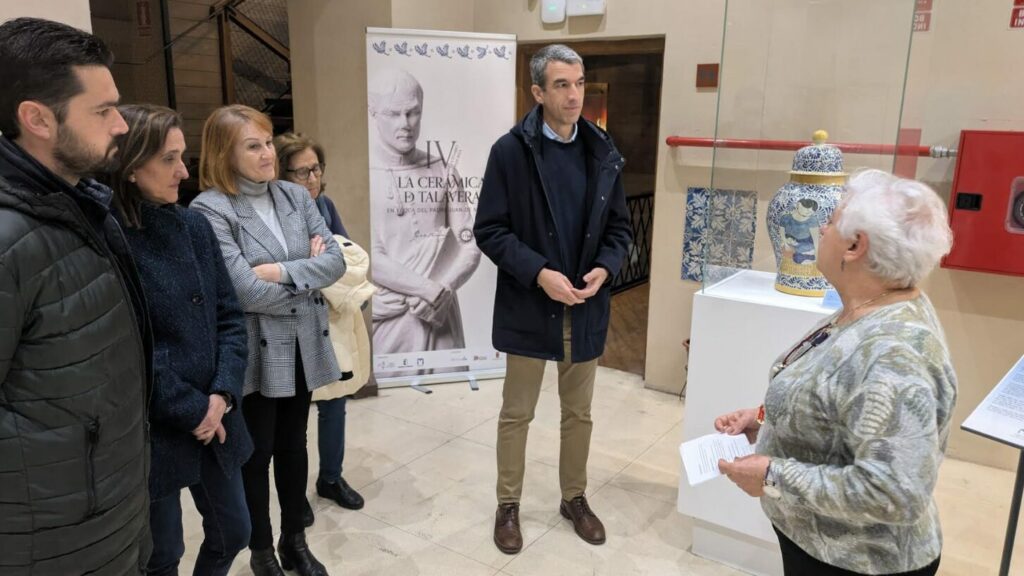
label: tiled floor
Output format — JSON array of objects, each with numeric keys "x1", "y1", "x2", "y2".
[{"x1": 180, "y1": 366, "x2": 1022, "y2": 575}]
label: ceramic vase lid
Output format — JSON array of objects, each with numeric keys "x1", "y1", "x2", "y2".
[{"x1": 790, "y1": 130, "x2": 846, "y2": 178}]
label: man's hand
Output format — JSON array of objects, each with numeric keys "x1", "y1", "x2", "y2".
[
  {"x1": 252, "y1": 263, "x2": 282, "y2": 283},
  {"x1": 537, "y1": 269, "x2": 584, "y2": 306},
  {"x1": 718, "y1": 454, "x2": 770, "y2": 497},
  {"x1": 572, "y1": 267, "x2": 609, "y2": 300},
  {"x1": 193, "y1": 394, "x2": 227, "y2": 445}
]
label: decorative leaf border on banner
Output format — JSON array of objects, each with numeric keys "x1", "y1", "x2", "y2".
[{"x1": 371, "y1": 40, "x2": 511, "y2": 60}]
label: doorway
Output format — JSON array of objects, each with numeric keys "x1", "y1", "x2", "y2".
[{"x1": 516, "y1": 37, "x2": 664, "y2": 376}]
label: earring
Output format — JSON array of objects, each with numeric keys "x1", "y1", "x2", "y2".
[
  {"x1": 840, "y1": 259, "x2": 845, "y2": 272},
  {"x1": 128, "y1": 174, "x2": 136, "y2": 183}
]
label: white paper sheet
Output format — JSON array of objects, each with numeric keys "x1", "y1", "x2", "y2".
[
  {"x1": 679, "y1": 433, "x2": 755, "y2": 486},
  {"x1": 963, "y1": 354, "x2": 1024, "y2": 449}
]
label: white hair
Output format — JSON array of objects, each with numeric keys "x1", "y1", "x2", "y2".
[{"x1": 835, "y1": 169, "x2": 953, "y2": 287}]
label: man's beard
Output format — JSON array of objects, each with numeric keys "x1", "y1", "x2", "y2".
[{"x1": 53, "y1": 123, "x2": 119, "y2": 178}]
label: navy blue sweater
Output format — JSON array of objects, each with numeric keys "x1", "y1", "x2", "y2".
[
  {"x1": 539, "y1": 136, "x2": 587, "y2": 277},
  {"x1": 121, "y1": 202, "x2": 253, "y2": 499}
]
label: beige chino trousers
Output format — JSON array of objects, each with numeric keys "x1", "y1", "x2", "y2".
[{"x1": 496, "y1": 313, "x2": 599, "y2": 503}]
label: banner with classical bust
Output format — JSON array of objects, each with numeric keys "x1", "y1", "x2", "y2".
[{"x1": 365, "y1": 28, "x2": 514, "y2": 387}]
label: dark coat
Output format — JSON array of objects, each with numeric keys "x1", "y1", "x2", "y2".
[
  {"x1": 120, "y1": 202, "x2": 253, "y2": 500},
  {"x1": 0, "y1": 137, "x2": 152, "y2": 575},
  {"x1": 474, "y1": 106, "x2": 633, "y2": 362},
  {"x1": 315, "y1": 193, "x2": 349, "y2": 237}
]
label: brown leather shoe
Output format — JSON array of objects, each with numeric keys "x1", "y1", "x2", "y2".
[
  {"x1": 560, "y1": 495, "x2": 606, "y2": 545},
  {"x1": 494, "y1": 503, "x2": 523, "y2": 554}
]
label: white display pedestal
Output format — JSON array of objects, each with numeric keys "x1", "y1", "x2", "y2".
[{"x1": 677, "y1": 270, "x2": 833, "y2": 576}]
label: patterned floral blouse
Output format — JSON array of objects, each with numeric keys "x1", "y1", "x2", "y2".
[{"x1": 756, "y1": 294, "x2": 957, "y2": 574}]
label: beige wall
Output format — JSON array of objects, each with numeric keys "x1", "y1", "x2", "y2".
[
  {"x1": 288, "y1": 0, "x2": 392, "y2": 250},
  {"x1": 0, "y1": 0, "x2": 92, "y2": 31},
  {"x1": 290, "y1": 0, "x2": 1024, "y2": 470},
  {"x1": 391, "y1": 0, "x2": 474, "y2": 31}
]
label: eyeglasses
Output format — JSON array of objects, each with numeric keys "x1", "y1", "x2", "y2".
[
  {"x1": 771, "y1": 324, "x2": 833, "y2": 378},
  {"x1": 286, "y1": 163, "x2": 325, "y2": 181}
]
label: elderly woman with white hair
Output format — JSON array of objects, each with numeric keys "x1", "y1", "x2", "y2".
[{"x1": 715, "y1": 169, "x2": 958, "y2": 576}]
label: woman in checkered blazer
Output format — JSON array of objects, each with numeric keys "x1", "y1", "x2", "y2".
[{"x1": 191, "y1": 105, "x2": 346, "y2": 576}]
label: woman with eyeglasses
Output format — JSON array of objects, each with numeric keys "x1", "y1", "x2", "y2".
[
  {"x1": 274, "y1": 132, "x2": 366, "y2": 523},
  {"x1": 714, "y1": 169, "x2": 957, "y2": 576},
  {"x1": 276, "y1": 133, "x2": 347, "y2": 237}
]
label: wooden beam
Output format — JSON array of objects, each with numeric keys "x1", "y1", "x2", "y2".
[{"x1": 216, "y1": 10, "x2": 235, "y2": 104}]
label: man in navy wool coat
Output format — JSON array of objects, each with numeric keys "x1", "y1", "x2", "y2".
[{"x1": 473, "y1": 43, "x2": 633, "y2": 556}]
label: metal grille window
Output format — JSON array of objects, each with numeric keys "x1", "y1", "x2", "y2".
[
  {"x1": 611, "y1": 192, "x2": 654, "y2": 293},
  {"x1": 235, "y1": 0, "x2": 289, "y2": 47},
  {"x1": 213, "y1": 0, "x2": 291, "y2": 127},
  {"x1": 229, "y1": 20, "x2": 289, "y2": 111}
]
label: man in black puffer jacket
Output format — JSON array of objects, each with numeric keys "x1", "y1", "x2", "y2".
[{"x1": 0, "y1": 18, "x2": 153, "y2": 575}]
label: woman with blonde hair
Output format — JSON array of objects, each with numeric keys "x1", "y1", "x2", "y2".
[
  {"x1": 716, "y1": 169, "x2": 957, "y2": 576},
  {"x1": 191, "y1": 105, "x2": 345, "y2": 576},
  {"x1": 275, "y1": 132, "x2": 365, "y2": 522}
]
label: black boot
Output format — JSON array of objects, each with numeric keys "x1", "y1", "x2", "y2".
[
  {"x1": 249, "y1": 547, "x2": 286, "y2": 576},
  {"x1": 277, "y1": 532, "x2": 328, "y2": 576},
  {"x1": 317, "y1": 477, "x2": 365, "y2": 510}
]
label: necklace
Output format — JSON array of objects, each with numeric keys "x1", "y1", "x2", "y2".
[
  {"x1": 771, "y1": 287, "x2": 913, "y2": 378},
  {"x1": 830, "y1": 288, "x2": 909, "y2": 328}
]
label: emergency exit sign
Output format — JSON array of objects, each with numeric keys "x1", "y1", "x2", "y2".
[
  {"x1": 913, "y1": 12, "x2": 931, "y2": 32},
  {"x1": 913, "y1": 0, "x2": 931, "y2": 32},
  {"x1": 1012, "y1": 6, "x2": 1024, "y2": 29}
]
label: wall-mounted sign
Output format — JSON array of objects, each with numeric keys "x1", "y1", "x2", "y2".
[{"x1": 696, "y1": 63, "x2": 719, "y2": 89}]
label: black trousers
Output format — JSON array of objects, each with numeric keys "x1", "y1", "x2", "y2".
[
  {"x1": 241, "y1": 355, "x2": 313, "y2": 550},
  {"x1": 774, "y1": 527, "x2": 940, "y2": 576}
]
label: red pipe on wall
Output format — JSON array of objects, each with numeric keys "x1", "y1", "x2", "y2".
[{"x1": 664, "y1": 136, "x2": 955, "y2": 158}]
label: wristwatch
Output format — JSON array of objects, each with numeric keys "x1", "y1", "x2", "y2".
[
  {"x1": 763, "y1": 461, "x2": 781, "y2": 499},
  {"x1": 217, "y1": 392, "x2": 234, "y2": 414}
]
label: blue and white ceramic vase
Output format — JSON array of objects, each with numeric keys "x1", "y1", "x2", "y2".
[{"x1": 766, "y1": 130, "x2": 847, "y2": 297}]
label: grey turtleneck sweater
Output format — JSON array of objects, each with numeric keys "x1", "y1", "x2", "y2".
[{"x1": 238, "y1": 177, "x2": 291, "y2": 284}]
